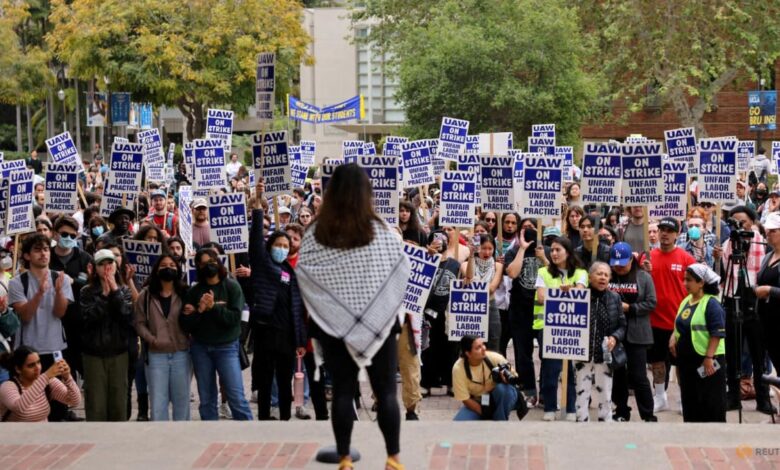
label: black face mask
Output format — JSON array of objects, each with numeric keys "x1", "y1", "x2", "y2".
[
  {"x1": 523, "y1": 229, "x2": 537, "y2": 243},
  {"x1": 757, "y1": 190, "x2": 767, "y2": 197},
  {"x1": 158, "y1": 267, "x2": 178, "y2": 282},
  {"x1": 599, "y1": 235, "x2": 611, "y2": 243},
  {"x1": 198, "y1": 263, "x2": 219, "y2": 279}
]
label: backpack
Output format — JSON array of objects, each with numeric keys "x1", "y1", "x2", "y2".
[{"x1": 1, "y1": 378, "x2": 51, "y2": 422}]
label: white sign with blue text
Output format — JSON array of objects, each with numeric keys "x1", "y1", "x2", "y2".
[
  {"x1": 193, "y1": 139, "x2": 227, "y2": 193},
  {"x1": 252, "y1": 131, "x2": 290, "y2": 197},
  {"x1": 383, "y1": 136, "x2": 408, "y2": 157},
  {"x1": 697, "y1": 138, "x2": 737, "y2": 203},
  {"x1": 581, "y1": 142, "x2": 622, "y2": 205},
  {"x1": 178, "y1": 185, "x2": 193, "y2": 254},
  {"x1": 664, "y1": 127, "x2": 697, "y2": 176},
  {"x1": 543, "y1": 288, "x2": 590, "y2": 361},
  {"x1": 401, "y1": 140, "x2": 435, "y2": 188},
  {"x1": 123, "y1": 240, "x2": 162, "y2": 288},
  {"x1": 437, "y1": 117, "x2": 469, "y2": 161},
  {"x1": 650, "y1": 159, "x2": 688, "y2": 219},
  {"x1": 45, "y1": 132, "x2": 80, "y2": 167},
  {"x1": 448, "y1": 280, "x2": 489, "y2": 341},
  {"x1": 342, "y1": 140, "x2": 363, "y2": 164},
  {"x1": 480, "y1": 155, "x2": 514, "y2": 212},
  {"x1": 255, "y1": 52, "x2": 275, "y2": 121},
  {"x1": 402, "y1": 243, "x2": 441, "y2": 317},
  {"x1": 440, "y1": 170, "x2": 477, "y2": 229},
  {"x1": 621, "y1": 142, "x2": 664, "y2": 206},
  {"x1": 456, "y1": 154, "x2": 481, "y2": 206},
  {"x1": 359, "y1": 156, "x2": 399, "y2": 226},
  {"x1": 520, "y1": 154, "x2": 563, "y2": 222},
  {"x1": 108, "y1": 142, "x2": 144, "y2": 195},
  {"x1": 44, "y1": 163, "x2": 79, "y2": 214},
  {"x1": 206, "y1": 108, "x2": 234, "y2": 152},
  {"x1": 6, "y1": 170, "x2": 34, "y2": 235},
  {"x1": 208, "y1": 193, "x2": 249, "y2": 254}
]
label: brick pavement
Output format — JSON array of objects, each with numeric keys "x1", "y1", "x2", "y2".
[{"x1": 0, "y1": 444, "x2": 94, "y2": 470}]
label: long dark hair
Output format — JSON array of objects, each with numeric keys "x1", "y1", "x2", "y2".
[
  {"x1": 548, "y1": 236, "x2": 583, "y2": 279},
  {"x1": 315, "y1": 164, "x2": 381, "y2": 249},
  {"x1": 399, "y1": 200, "x2": 422, "y2": 233},
  {"x1": 146, "y1": 254, "x2": 187, "y2": 298},
  {"x1": 0, "y1": 346, "x2": 38, "y2": 380},
  {"x1": 564, "y1": 206, "x2": 585, "y2": 237}
]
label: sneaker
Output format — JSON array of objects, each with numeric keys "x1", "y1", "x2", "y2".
[
  {"x1": 219, "y1": 403, "x2": 233, "y2": 419},
  {"x1": 565, "y1": 413, "x2": 577, "y2": 422},
  {"x1": 250, "y1": 391, "x2": 258, "y2": 403},
  {"x1": 525, "y1": 395, "x2": 538, "y2": 409},
  {"x1": 405, "y1": 411, "x2": 419, "y2": 421},
  {"x1": 295, "y1": 406, "x2": 312, "y2": 420},
  {"x1": 653, "y1": 392, "x2": 669, "y2": 413},
  {"x1": 542, "y1": 412, "x2": 556, "y2": 422}
]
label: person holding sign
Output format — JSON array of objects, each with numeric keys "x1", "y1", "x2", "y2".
[
  {"x1": 669, "y1": 264, "x2": 727, "y2": 422},
  {"x1": 573, "y1": 262, "x2": 626, "y2": 422},
  {"x1": 534, "y1": 237, "x2": 587, "y2": 421},
  {"x1": 461, "y1": 234, "x2": 504, "y2": 351}
]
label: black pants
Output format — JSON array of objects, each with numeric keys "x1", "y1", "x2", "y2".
[
  {"x1": 303, "y1": 351, "x2": 329, "y2": 420},
  {"x1": 253, "y1": 339, "x2": 295, "y2": 420},
  {"x1": 678, "y1": 353, "x2": 727, "y2": 423},
  {"x1": 509, "y1": 297, "x2": 537, "y2": 395},
  {"x1": 421, "y1": 312, "x2": 455, "y2": 389},
  {"x1": 498, "y1": 308, "x2": 512, "y2": 358},
  {"x1": 39, "y1": 352, "x2": 69, "y2": 422},
  {"x1": 320, "y1": 332, "x2": 400, "y2": 457},
  {"x1": 725, "y1": 305, "x2": 769, "y2": 405},
  {"x1": 759, "y1": 311, "x2": 780, "y2": 373},
  {"x1": 611, "y1": 342, "x2": 655, "y2": 421}
]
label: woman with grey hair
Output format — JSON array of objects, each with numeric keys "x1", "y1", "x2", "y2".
[{"x1": 574, "y1": 262, "x2": 626, "y2": 422}]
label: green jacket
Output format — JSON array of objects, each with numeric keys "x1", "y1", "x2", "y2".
[{"x1": 180, "y1": 277, "x2": 245, "y2": 345}]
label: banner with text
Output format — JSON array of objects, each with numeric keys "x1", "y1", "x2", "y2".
[
  {"x1": 697, "y1": 138, "x2": 737, "y2": 204},
  {"x1": 44, "y1": 163, "x2": 79, "y2": 214},
  {"x1": 359, "y1": 156, "x2": 399, "y2": 226},
  {"x1": 664, "y1": 127, "x2": 697, "y2": 176},
  {"x1": 440, "y1": 170, "x2": 477, "y2": 228},
  {"x1": 480, "y1": 156, "x2": 514, "y2": 213},
  {"x1": 123, "y1": 240, "x2": 162, "y2": 288},
  {"x1": 542, "y1": 288, "x2": 590, "y2": 361},
  {"x1": 649, "y1": 159, "x2": 688, "y2": 219},
  {"x1": 437, "y1": 117, "x2": 469, "y2": 161},
  {"x1": 520, "y1": 154, "x2": 562, "y2": 222},
  {"x1": 208, "y1": 193, "x2": 249, "y2": 254},
  {"x1": 620, "y1": 142, "x2": 664, "y2": 206}
]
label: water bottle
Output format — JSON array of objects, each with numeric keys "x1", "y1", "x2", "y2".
[
  {"x1": 602, "y1": 337, "x2": 612, "y2": 365},
  {"x1": 293, "y1": 356, "x2": 305, "y2": 407}
]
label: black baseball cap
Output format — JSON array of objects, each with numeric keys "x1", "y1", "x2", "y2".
[{"x1": 658, "y1": 217, "x2": 679, "y2": 233}]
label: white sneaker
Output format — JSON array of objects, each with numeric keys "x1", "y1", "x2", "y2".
[
  {"x1": 220, "y1": 403, "x2": 233, "y2": 419},
  {"x1": 250, "y1": 391, "x2": 258, "y2": 403},
  {"x1": 653, "y1": 392, "x2": 669, "y2": 413},
  {"x1": 565, "y1": 413, "x2": 577, "y2": 422},
  {"x1": 543, "y1": 412, "x2": 556, "y2": 422}
]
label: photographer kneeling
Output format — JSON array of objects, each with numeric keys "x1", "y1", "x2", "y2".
[{"x1": 452, "y1": 335, "x2": 522, "y2": 421}]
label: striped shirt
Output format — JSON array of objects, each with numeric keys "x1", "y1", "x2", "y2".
[{"x1": 0, "y1": 375, "x2": 81, "y2": 422}]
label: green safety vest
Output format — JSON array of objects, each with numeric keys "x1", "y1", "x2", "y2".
[
  {"x1": 674, "y1": 294, "x2": 726, "y2": 357},
  {"x1": 532, "y1": 267, "x2": 589, "y2": 330}
]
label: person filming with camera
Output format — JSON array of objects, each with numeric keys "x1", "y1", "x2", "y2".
[
  {"x1": 451, "y1": 335, "x2": 522, "y2": 421},
  {"x1": 719, "y1": 205, "x2": 775, "y2": 414}
]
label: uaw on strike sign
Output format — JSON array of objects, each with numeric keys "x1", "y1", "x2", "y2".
[{"x1": 542, "y1": 288, "x2": 590, "y2": 361}]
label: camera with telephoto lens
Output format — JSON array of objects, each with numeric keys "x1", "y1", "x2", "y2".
[
  {"x1": 726, "y1": 217, "x2": 754, "y2": 254},
  {"x1": 490, "y1": 363, "x2": 519, "y2": 386}
]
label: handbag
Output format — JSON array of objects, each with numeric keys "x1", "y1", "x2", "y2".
[
  {"x1": 608, "y1": 341, "x2": 628, "y2": 371},
  {"x1": 238, "y1": 338, "x2": 250, "y2": 370}
]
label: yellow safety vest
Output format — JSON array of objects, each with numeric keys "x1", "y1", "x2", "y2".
[
  {"x1": 532, "y1": 267, "x2": 589, "y2": 330},
  {"x1": 674, "y1": 294, "x2": 726, "y2": 357}
]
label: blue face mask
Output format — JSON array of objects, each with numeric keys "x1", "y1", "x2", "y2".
[
  {"x1": 688, "y1": 226, "x2": 702, "y2": 241},
  {"x1": 271, "y1": 247, "x2": 289, "y2": 264},
  {"x1": 58, "y1": 236, "x2": 77, "y2": 250},
  {"x1": 92, "y1": 226, "x2": 105, "y2": 237}
]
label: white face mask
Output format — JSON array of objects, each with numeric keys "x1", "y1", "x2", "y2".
[{"x1": 291, "y1": 197, "x2": 299, "y2": 206}]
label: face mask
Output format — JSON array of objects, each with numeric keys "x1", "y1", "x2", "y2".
[
  {"x1": 758, "y1": 190, "x2": 767, "y2": 197},
  {"x1": 523, "y1": 229, "x2": 537, "y2": 243},
  {"x1": 598, "y1": 235, "x2": 611, "y2": 243},
  {"x1": 688, "y1": 226, "x2": 702, "y2": 241},
  {"x1": 271, "y1": 247, "x2": 289, "y2": 264},
  {"x1": 158, "y1": 267, "x2": 178, "y2": 282},
  {"x1": 291, "y1": 197, "x2": 299, "y2": 206},
  {"x1": 58, "y1": 236, "x2": 77, "y2": 250},
  {"x1": 198, "y1": 263, "x2": 219, "y2": 279},
  {"x1": 92, "y1": 226, "x2": 105, "y2": 237}
]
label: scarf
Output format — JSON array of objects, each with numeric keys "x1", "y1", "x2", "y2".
[{"x1": 297, "y1": 221, "x2": 411, "y2": 368}]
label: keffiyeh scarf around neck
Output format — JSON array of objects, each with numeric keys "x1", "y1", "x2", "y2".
[{"x1": 296, "y1": 221, "x2": 411, "y2": 368}]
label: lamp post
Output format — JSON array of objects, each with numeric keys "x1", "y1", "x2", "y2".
[
  {"x1": 57, "y1": 66, "x2": 67, "y2": 133},
  {"x1": 104, "y1": 75, "x2": 112, "y2": 149}
]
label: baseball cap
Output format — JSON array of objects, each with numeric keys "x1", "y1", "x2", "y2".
[
  {"x1": 150, "y1": 189, "x2": 166, "y2": 199},
  {"x1": 278, "y1": 206, "x2": 292, "y2": 215},
  {"x1": 192, "y1": 198, "x2": 208, "y2": 209},
  {"x1": 765, "y1": 212, "x2": 780, "y2": 230},
  {"x1": 542, "y1": 226, "x2": 562, "y2": 238},
  {"x1": 657, "y1": 217, "x2": 680, "y2": 233},
  {"x1": 609, "y1": 242, "x2": 633, "y2": 267},
  {"x1": 94, "y1": 249, "x2": 116, "y2": 264}
]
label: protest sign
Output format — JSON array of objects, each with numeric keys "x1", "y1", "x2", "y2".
[
  {"x1": 772, "y1": 141, "x2": 780, "y2": 175},
  {"x1": 531, "y1": 123, "x2": 556, "y2": 138},
  {"x1": 255, "y1": 52, "x2": 275, "y2": 121},
  {"x1": 510, "y1": 150, "x2": 524, "y2": 184},
  {"x1": 427, "y1": 139, "x2": 446, "y2": 177},
  {"x1": 437, "y1": 117, "x2": 469, "y2": 161},
  {"x1": 291, "y1": 162, "x2": 308, "y2": 189},
  {"x1": 99, "y1": 180, "x2": 136, "y2": 218},
  {"x1": 465, "y1": 135, "x2": 479, "y2": 153},
  {"x1": 447, "y1": 280, "x2": 490, "y2": 341},
  {"x1": 0, "y1": 152, "x2": 3, "y2": 163},
  {"x1": 6, "y1": 170, "x2": 34, "y2": 235},
  {"x1": 480, "y1": 156, "x2": 514, "y2": 212},
  {"x1": 748, "y1": 90, "x2": 777, "y2": 131},
  {"x1": 620, "y1": 142, "x2": 664, "y2": 206},
  {"x1": 107, "y1": 142, "x2": 144, "y2": 195},
  {"x1": 114, "y1": 137, "x2": 128, "y2": 144},
  {"x1": 123, "y1": 239, "x2": 162, "y2": 288},
  {"x1": 192, "y1": 139, "x2": 227, "y2": 193},
  {"x1": 138, "y1": 128, "x2": 165, "y2": 182},
  {"x1": 664, "y1": 127, "x2": 698, "y2": 176},
  {"x1": 401, "y1": 140, "x2": 435, "y2": 188},
  {"x1": 383, "y1": 136, "x2": 408, "y2": 157},
  {"x1": 300, "y1": 140, "x2": 316, "y2": 167},
  {"x1": 478, "y1": 133, "x2": 512, "y2": 156},
  {"x1": 44, "y1": 163, "x2": 79, "y2": 214},
  {"x1": 183, "y1": 142, "x2": 194, "y2": 178},
  {"x1": 697, "y1": 138, "x2": 737, "y2": 203},
  {"x1": 519, "y1": 154, "x2": 562, "y2": 221},
  {"x1": 364, "y1": 142, "x2": 377, "y2": 156},
  {"x1": 290, "y1": 145, "x2": 301, "y2": 166},
  {"x1": 1, "y1": 160, "x2": 25, "y2": 178},
  {"x1": 206, "y1": 108, "x2": 234, "y2": 151},
  {"x1": 0, "y1": 180, "x2": 7, "y2": 237},
  {"x1": 320, "y1": 159, "x2": 343, "y2": 192},
  {"x1": 342, "y1": 140, "x2": 364, "y2": 164},
  {"x1": 45, "y1": 131, "x2": 80, "y2": 167},
  {"x1": 208, "y1": 193, "x2": 249, "y2": 254},
  {"x1": 401, "y1": 243, "x2": 440, "y2": 317},
  {"x1": 251, "y1": 131, "x2": 290, "y2": 197},
  {"x1": 167, "y1": 143, "x2": 175, "y2": 167},
  {"x1": 186, "y1": 254, "x2": 228, "y2": 285},
  {"x1": 737, "y1": 140, "x2": 755, "y2": 174},
  {"x1": 457, "y1": 154, "x2": 481, "y2": 206},
  {"x1": 542, "y1": 288, "x2": 590, "y2": 361},
  {"x1": 359, "y1": 156, "x2": 399, "y2": 226},
  {"x1": 557, "y1": 146, "x2": 574, "y2": 183},
  {"x1": 178, "y1": 185, "x2": 193, "y2": 254},
  {"x1": 581, "y1": 142, "x2": 622, "y2": 206},
  {"x1": 440, "y1": 170, "x2": 477, "y2": 228},
  {"x1": 649, "y1": 159, "x2": 688, "y2": 219},
  {"x1": 528, "y1": 136, "x2": 555, "y2": 156}
]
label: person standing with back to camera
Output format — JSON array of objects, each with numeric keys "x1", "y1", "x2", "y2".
[{"x1": 296, "y1": 164, "x2": 410, "y2": 470}]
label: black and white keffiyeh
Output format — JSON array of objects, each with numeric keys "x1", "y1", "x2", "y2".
[{"x1": 296, "y1": 221, "x2": 410, "y2": 368}]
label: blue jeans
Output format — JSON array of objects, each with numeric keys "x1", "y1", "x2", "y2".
[
  {"x1": 538, "y1": 330, "x2": 576, "y2": 413},
  {"x1": 146, "y1": 351, "x2": 192, "y2": 421},
  {"x1": 190, "y1": 340, "x2": 253, "y2": 421},
  {"x1": 453, "y1": 383, "x2": 518, "y2": 421}
]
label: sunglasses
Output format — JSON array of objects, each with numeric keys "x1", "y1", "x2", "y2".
[{"x1": 59, "y1": 232, "x2": 77, "y2": 239}]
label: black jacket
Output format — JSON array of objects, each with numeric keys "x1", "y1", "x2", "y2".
[
  {"x1": 80, "y1": 285, "x2": 133, "y2": 357},
  {"x1": 588, "y1": 288, "x2": 627, "y2": 363},
  {"x1": 50, "y1": 248, "x2": 92, "y2": 341}
]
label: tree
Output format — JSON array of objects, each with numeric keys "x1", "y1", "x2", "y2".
[
  {"x1": 47, "y1": 0, "x2": 311, "y2": 140},
  {"x1": 578, "y1": 1, "x2": 780, "y2": 138},
  {"x1": 351, "y1": 0, "x2": 603, "y2": 145}
]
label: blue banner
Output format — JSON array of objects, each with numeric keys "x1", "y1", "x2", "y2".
[
  {"x1": 111, "y1": 92, "x2": 131, "y2": 126},
  {"x1": 749, "y1": 90, "x2": 777, "y2": 131},
  {"x1": 288, "y1": 95, "x2": 365, "y2": 123}
]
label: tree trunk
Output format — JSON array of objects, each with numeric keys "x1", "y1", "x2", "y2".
[
  {"x1": 26, "y1": 104, "x2": 33, "y2": 151},
  {"x1": 74, "y1": 79, "x2": 82, "y2": 155},
  {"x1": 15, "y1": 105, "x2": 23, "y2": 152}
]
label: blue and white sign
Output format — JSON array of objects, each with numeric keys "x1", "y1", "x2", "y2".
[
  {"x1": 110, "y1": 92, "x2": 131, "y2": 126},
  {"x1": 697, "y1": 138, "x2": 737, "y2": 203},
  {"x1": 255, "y1": 52, "x2": 275, "y2": 121},
  {"x1": 359, "y1": 156, "x2": 399, "y2": 226},
  {"x1": 664, "y1": 127, "x2": 697, "y2": 176},
  {"x1": 528, "y1": 136, "x2": 555, "y2": 156},
  {"x1": 531, "y1": 123, "x2": 556, "y2": 138},
  {"x1": 581, "y1": 142, "x2": 622, "y2": 205},
  {"x1": 178, "y1": 185, "x2": 193, "y2": 254},
  {"x1": 123, "y1": 240, "x2": 162, "y2": 287},
  {"x1": 183, "y1": 142, "x2": 194, "y2": 177},
  {"x1": 363, "y1": 142, "x2": 377, "y2": 156},
  {"x1": 448, "y1": 280, "x2": 489, "y2": 341},
  {"x1": 401, "y1": 140, "x2": 435, "y2": 188},
  {"x1": 6, "y1": 170, "x2": 34, "y2": 235},
  {"x1": 206, "y1": 108, "x2": 234, "y2": 152},
  {"x1": 300, "y1": 140, "x2": 316, "y2": 167},
  {"x1": 520, "y1": 154, "x2": 563, "y2": 221},
  {"x1": 291, "y1": 162, "x2": 308, "y2": 189},
  {"x1": 510, "y1": 150, "x2": 524, "y2": 185},
  {"x1": 252, "y1": 131, "x2": 290, "y2": 197},
  {"x1": 44, "y1": 163, "x2": 79, "y2": 214},
  {"x1": 621, "y1": 142, "x2": 664, "y2": 206},
  {"x1": 0, "y1": 180, "x2": 8, "y2": 237},
  {"x1": 45, "y1": 131, "x2": 80, "y2": 167},
  {"x1": 650, "y1": 159, "x2": 688, "y2": 220},
  {"x1": 480, "y1": 156, "x2": 514, "y2": 212},
  {"x1": 557, "y1": 146, "x2": 574, "y2": 183},
  {"x1": 457, "y1": 154, "x2": 481, "y2": 206},
  {"x1": 99, "y1": 180, "x2": 136, "y2": 218},
  {"x1": 478, "y1": 133, "x2": 512, "y2": 156},
  {"x1": 193, "y1": 139, "x2": 227, "y2": 193},
  {"x1": 437, "y1": 117, "x2": 469, "y2": 161},
  {"x1": 772, "y1": 141, "x2": 780, "y2": 175},
  {"x1": 427, "y1": 139, "x2": 446, "y2": 178},
  {"x1": 107, "y1": 142, "x2": 144, "y2": 195},
  {"x1": 402, "y1": 243, "x2": 441, "y2": 316},
  {"x1": 738, "y1": 140, "x2": 755, "y2": 173},
  {"x1": 1, "y1": 160, "x2": 25, "y2": 178},
  {"x1": 465, "y1": 135, "x2": 479, "y2": 153},
  {"x1": 137, "y1": 128, "x2": 165, "y2": 182},
  {"x1": 383, "y1": 136, "x2": 408, "y2": 157},
  {"x1": 542, "y1": 288, "x2": 590, "y2": 361},
  {"x1": 342, "y1": 140, "x2": 363, "y2": 164},
  {"x1": 320, "y1": 159, "x2": 343, "y2": 192},
  {"x1": 208, "y1": 193, "x2": 249, "y2": 254},
  {"x1": 440, "y1": 171, "x2": 477, "y2": 228}
]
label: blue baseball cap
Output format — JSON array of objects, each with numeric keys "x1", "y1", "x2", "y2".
[{"x1": 609, "y1": 242, "x2": 633, "y2": 267}]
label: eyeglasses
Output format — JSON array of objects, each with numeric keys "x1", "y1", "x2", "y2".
[
  {"x1": 58, "y1": 232, "x2": 77, "y2": 239},
  {"x1": 299, "y1": 214, "x2": 311, "y2": 219}
]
